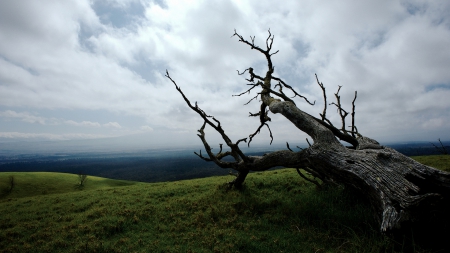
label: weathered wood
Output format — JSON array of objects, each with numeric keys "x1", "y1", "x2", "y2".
[{"x1": 260, "y1": 92, "x2": 450, "y2": 231}]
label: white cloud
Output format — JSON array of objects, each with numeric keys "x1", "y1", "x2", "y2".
[
  {"x1": 65, "y1": 120, "x2": 102, "y2": 127},
  {"x1": 0, "y1": 110, "x2": 46, "y2": 125},
  {"x1": 140, "y1": 125, "x2": 153, "y2": 132},
  {"x1": 421, "y1": 118, "x2": 445, "y2": 129},
  {"x1": 97, "y1": 0, "x2": 141, "y2": 8},
  {"x1": 0, "y1": 0, "x2": 449, "y2": 146},
  {"x1": 0, "y1": 132, "x2": 107, "y2": 140},
  {"x1": 0, "y1": 110, "x2": 124, "y2": 130},
  {"x1": 104, "y1": 122, "x2": 122, "y2": 128}
]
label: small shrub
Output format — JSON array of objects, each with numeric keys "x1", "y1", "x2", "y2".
[
  {"x1": 8, "y1": 176, "x2": 15, "y2": 193},
  {"x1": 77, "y1": 172, "x2": 88, "y2": 188}
]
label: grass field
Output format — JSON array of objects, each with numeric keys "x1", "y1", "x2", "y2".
[{"x1": 0, "y1": 155, "x2": 449, "y2": 252}]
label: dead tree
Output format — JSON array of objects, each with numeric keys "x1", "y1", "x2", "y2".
[{"x1": 165, "y1": 30, "x2": 450, "y2": 233}]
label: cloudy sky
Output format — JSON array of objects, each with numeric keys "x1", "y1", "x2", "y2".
[{"x1": 0, "y1": 0, "x2": 449, "y2": 151}]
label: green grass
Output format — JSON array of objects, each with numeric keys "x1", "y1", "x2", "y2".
[
  {"x1": 0, "y1": 172, "x2": 139, "y2": 199},
  {"x1": 411, "y1": 154, "x2": 450, "y2": 172},
  {"x1": 0, "y1": 155, "x2": 448, "y2": 253}
]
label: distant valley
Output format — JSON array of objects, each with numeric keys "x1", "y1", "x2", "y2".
[{"x1": 0, "y1": 141, "x2": 448, "y2": 183}]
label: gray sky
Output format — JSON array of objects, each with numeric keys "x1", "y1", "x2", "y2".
[{"x1": 0, "y1": 0, "x2": 449, "y2": 151}]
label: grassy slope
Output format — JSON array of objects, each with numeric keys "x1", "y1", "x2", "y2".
[
  {"x1": 0, "y1": 155, "x2": 449, "y2": 253},
  {"x1": 410, "y1": 154, "x2": 450, "y2": 172},
  {"x1": 0, "y1": 172, "x2": 139, "y2": 199}
]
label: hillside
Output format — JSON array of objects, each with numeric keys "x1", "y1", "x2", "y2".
[
  {"x1": 0, "y1": 172, "x2": 140, "y2": 199},
  {"x1": 0, "y1": 155, "x2": 449, "y2": 252}
]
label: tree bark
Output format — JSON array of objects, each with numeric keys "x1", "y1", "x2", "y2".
[{"x1": 243, "y1": 95, "x2": 450, "y2": 231}]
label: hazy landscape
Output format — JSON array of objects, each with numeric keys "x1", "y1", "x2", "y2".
[{"x1": 1, "y1": 140, "x2": 448, "y2": 183}]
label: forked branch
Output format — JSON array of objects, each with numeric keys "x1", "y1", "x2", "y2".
[
  {"x1": 165, "y1": 70, "x2": 250, "y2": 166},
  {"x1": 272, "y1": 76, "x2": 315, "y2": 105},
  {"x1": 232, "y1": 30, "x2": 315, "y2": 144},
  {"x1": 313, "y1": 76, "x2": 359, "y2": 147},
  {"x1": 316, "y1": 74, "x2": 327, "y2": 121}
]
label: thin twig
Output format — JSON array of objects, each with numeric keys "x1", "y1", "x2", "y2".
[
  {"x1": 297, "y1": 168, "x2": 322, "y2": 188},
  {"x1": 351, "y1": 91, "x2": 357, "y2": 137},
  {"x1": 286, "y1": 142, "x2": 293, "y2": 151},
  {"x1": 316, "y1": 74, "x2": 327, "y2": 121}
]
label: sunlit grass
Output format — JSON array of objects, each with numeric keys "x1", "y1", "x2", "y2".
[{"x1": 0, "y1": 155, "x2": 448, "y2": 252}]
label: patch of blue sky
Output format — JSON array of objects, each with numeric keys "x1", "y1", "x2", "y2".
[
  {"x1": 350, "y1": 30, "x2": 387, "y2": 59},
  {"x1": 278, "y1": 39, "x2": 313, "y2": 85},
  {"x1": 403, "y1": 1, "x2": 426, "y2": 16},
  {"x1": 425, "y1": 83, "x2": 450, "y2": 92},
  {"x1": 129, "y1": 59, "x2": 166, "y2": 84},
  {"x1": 92, "y1": 1, "x2": 145, "y2": 28},
  {"x1": 77, "y1": 23, "x2": 98, "y2": 53},
  {"x1": 364, "y1": 32, "x2": 386, "y2": 50},
  {"x1": 401, "y1": 1, "x2": 449, "y2": 28},
  {"x1": 292, "y1": 39, "x2": 310, "y2": 59},
  {"x1": 0, "y1": 55, "x2": 40, "y2": 76}
]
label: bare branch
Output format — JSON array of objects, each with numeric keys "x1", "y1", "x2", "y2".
[
  {"x1": 266, "y1": 29, "x2": 274, "y2": 50},
  {"x1": 302, "y1": 167, "x2": 333, "y2": 186},
  {"x1": 232, "y1": 83, "x2": 260, "y2": 97},
  {"x1": 272, "y1": 76, "x2": 315, "y2": 105},
  {"x1": 286, "y1": 142, "x2": 293, "y2": 151},
  {"x1": 351, "y1": 91, "x2": 358, "y2": 137},
  {"x1": 431, "y1": 138, "x2": 449, "y2": 155},
  {"x1": 244, "y1": 94, "x2": 260, "y2": 105},
  {"x1": 195, "y1": 121, "x2": 240, "y2": 167},
  {"x1": 330, "y1": 86, "x2": 349, "y2": 135},
  {"x1": 266, "y1": 86, "x2": 296, "y2": 104},
  {"x1": 236, "y1": 138, "x2": 248, "y2": 146},
  {"x1": 194, "y1": 150, "x2": 212, "y2": 161},
  {"x1": 297, "y1": 168, "x2": 322, "y2": 188},
  {"x1": 233, "y1": 29, "x2": 275, "y2": 78},
  {"x1": 247, "y1": 68, "x2": 265, "y2": 82},
  {"x1": 316, "y1": 74, "x2": 327, "y2": 121},
  {"x1": 249, "y1": 123, "x2": 273, "y2": 146},
  {"x1": 166, "y1": 70, "x2": 250, "y2": 163},
  {"x1": 237, "y1": 68, "x2": 250, "y2": 75},
  {"x1": 312, "y1": 74, "x2": 357, "y2": 147},
  {"x1": 232, "y1": 30, "x2": 268, "y2": 56},
  {"x1": 313, "y1": 116, "x2": 358, "y2": 148}
]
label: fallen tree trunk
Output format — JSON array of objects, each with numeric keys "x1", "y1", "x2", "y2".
[
  {"x1": 165, "y1": 30, "x2": 450, "y2": 232},
  {"x1": 266, "y1": 96, "x2": 450, "y2": 232}
]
